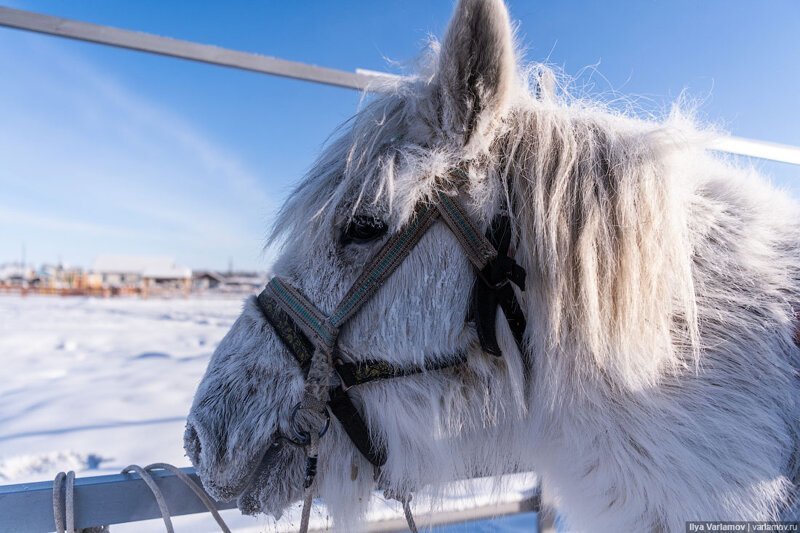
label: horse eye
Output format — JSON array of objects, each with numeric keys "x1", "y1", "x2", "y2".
[{"x1": 341, "y1": 215, "x2": 388, "y2": 245}]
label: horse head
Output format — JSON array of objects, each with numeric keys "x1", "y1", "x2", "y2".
[{"x1": 185, "y1": 0, "x2": 532, "y2": 523}]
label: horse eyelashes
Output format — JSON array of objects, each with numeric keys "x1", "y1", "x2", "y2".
[{"x1": 340, "y1": 215, "x2": 388, "y2": 245}]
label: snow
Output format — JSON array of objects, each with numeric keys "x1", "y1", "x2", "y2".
[
  {"x1": 0, "y1": 451, "x2": 106, "y2": 483},
  {"x1": 0, "y1": 295, "x2": 537, "y2": 532}
]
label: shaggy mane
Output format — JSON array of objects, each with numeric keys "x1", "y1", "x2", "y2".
[{"x1": 502, "y1": 86, "x2": 703, "y2": 390}]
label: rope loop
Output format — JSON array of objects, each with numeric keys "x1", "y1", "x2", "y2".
[
  {"x1": 52, "y1": 470, "x2": 74, "y2": 533},
  {"x1": 285, "y1": 399, "x2": 331, "y2": 446}
]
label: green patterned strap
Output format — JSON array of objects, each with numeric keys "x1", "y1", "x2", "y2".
[
  {"x1": 257, "y1": 290, "x2": 315, "y2": 370},
  {"x1": 435, "y1": 189, "x2": 497, "y2": 270},
  {"x1": 328, "y1": 204, "x2": 440, "y2": 328},
  {"x1": 266, "y1": 277, "x2": 339, "y2": 351}
]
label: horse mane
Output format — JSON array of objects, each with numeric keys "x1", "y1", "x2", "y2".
[{"x1": 501, "y1": 75, "x2": 705, "y2": 391}]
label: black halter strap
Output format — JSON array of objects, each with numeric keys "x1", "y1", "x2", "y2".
[
  {"x1": 471, "y1": 214, "x2": 527, "y2": 356},
  {"x1": 255, "y1": 175, "x2": 527, "y2": 469}
]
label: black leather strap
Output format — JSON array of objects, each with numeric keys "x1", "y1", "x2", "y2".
[
  {"x1": 497, "y1": 283, "x2": 527, "y2": 352},
  {"x1": 471, "y1": 215, "x2": 527, "y2": 357},
  {"x1": 795, "y1": 312, "x2": 800, "y2": 348},
  {"x1": 334, "y1": 352, "x2": 467, "y2": 390},
  {"x1": 327, "y1": 386, "x2": 387, "y2": 466}
]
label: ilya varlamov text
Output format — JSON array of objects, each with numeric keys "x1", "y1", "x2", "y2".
[{"x1": 687, "y1": 522, "x2": 799, "y2": 532}]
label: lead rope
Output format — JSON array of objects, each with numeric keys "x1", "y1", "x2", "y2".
[
  {"x1": 401, "y1": 496, "x2": 419, "y2": 533},
  {"x1": 52, "y1": 470, "x2": 75, "y2": 533},
  {"x1": 143, "y1": 463, "x2": 232, "y2": 533},
  {"x1": 297, "y1": 347, "x2": 333, "y2": 533},
  {"x1": 51, "y1": 464, "x2": 416, "y2": 533},
  {"x1": 383, "y1": 489, "x2": 418, "y2": 533},
  {"x1": 298, "y1": 428, "x2": 320, "y2": 533},
  {"x1": 120, "y1": 464, "x2": 175, "y2": 532}
]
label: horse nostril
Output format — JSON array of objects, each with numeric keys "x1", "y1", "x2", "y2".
[{"x1": 184, "y1": 423, "x2": 202, "y2": 466}]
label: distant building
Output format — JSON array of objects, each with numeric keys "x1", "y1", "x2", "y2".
[
  {"x1": 0, "y1": 263, "x2": 35, "y2": 287},
  {"x1": 192, "y1": 270, "x2": 227, "y2": 291},
  {"x1": 1, "y1": 258, "x2": 265, "y2": 297},
  {"x1": 35, "y1": 263, "x2": 86, "y2": 289},
  {"x1": 91, "y1": 256, "x2": 192, "y2": 295},
  {"x1": 191, "y1": 270, "x2": 267, "y2": 294},
  {"x1": 221, "y1": 272, "x2": 268, "y2": 293}
]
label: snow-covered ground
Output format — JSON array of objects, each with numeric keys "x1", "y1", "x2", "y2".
[
  {"x1": 0, "y1": 295, "x2": 538, "y2": 532},
  {"x1": 0, "y1": 294, "x2": 241, "y2": 482}
]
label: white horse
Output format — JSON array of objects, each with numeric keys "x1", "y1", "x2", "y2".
[{"x1": 185, "y1": 0, "x2": 800, "y2": 530}]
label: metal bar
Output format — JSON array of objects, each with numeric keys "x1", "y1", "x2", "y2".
[
  {"x1": 0, "y1": 466, "x2": 539, "y2": 532},
  {"x1": 0, "y1": 6, "x2": 378, "y2": 90},
  {"x1": 0, "y1": 467, "x2": 236, "y2": 532},
  {"x1": 709, "y1": 136, "x2": 800, "y2": 166}
]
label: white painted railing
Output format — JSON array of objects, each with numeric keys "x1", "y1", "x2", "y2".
[
  {"x1": 0, "y1": 467, "x2": 542, "y2": 532},
  {"x1": 0, "y1": 467, "x2": 235, "y2": 532},
  {"x1": 709, "y1": 136, "x2": 800, "y2": 166}
]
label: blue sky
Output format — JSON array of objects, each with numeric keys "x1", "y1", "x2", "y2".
[{"x1": 2, "y1": 1, "x2": 799, "y2": 270}]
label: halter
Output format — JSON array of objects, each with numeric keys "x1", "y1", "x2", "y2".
[{"x1": 254, "y1": 169, "x2": 527, "y2": 523}]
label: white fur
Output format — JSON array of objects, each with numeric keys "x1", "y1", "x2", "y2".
[{"x1": 186, "y1": 1, "x2": 800, "y2": 530}]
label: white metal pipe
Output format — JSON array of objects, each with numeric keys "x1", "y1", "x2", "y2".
[
  {"x1": 709, "y1": 136, "x2": 800, "y2": 166},
  {"x1": 0, "y1": 467, "x2": 540, "y2": 532}
]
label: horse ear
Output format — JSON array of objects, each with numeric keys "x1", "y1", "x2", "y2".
[{"x1": 435, "y1": 0, "x2": 516, "y2": 147}]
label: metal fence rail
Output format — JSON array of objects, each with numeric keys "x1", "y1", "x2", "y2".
[
  {"x1": 0, "y1": 467, "x2": 236, "y2": 532},
  {"x1": 0, "y1": 467, "x2": 541, "y2": 532},
  {"x1": 0, "y1": 6, "x2": 380, "y2": 90}
]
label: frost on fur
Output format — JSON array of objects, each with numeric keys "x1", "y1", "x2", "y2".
[{"x1": 186, "y1": 0, "x2": 800, "y2": 530}]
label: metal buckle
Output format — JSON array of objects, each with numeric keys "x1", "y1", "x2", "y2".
[
  {"x1": 285, "y1": 401, "x2": 331, "y2": 446},
  {"x1": 477, "y1": 265, "x2": 511, "y2": 290}
]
